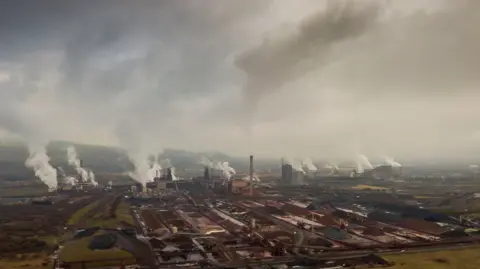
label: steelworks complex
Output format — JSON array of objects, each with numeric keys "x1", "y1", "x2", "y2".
[{"x1": 51, "y1": 155, "x2": 480, "y2": 269}]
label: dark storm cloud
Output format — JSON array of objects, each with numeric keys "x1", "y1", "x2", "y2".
[
  {"x1": 235, "y1": 0, "x2": 382, "y2": 108},
  {"x1": 1, "y1": 0, "x2": 480, "y2": 161}
]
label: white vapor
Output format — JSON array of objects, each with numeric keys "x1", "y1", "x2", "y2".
[
  {"x1": 1, "y1": 0, "x2": 480, "y2": 165},
  {"x1": 214, "y1": 161, "x2": 237, "y2": 180},
  {"x1": 301, "y1": 158, "x2": 318, "y2": 171},
  {"x1": 127, "y1": 153, "x2": 161, "y2": 187},
  {"x1": 384, "y1": 156, "x2": 402, "y2": 167},
  {"x1": 64, "y1": 176, "x2": 78, "y2": 186},
  {"x1": 66, "y1": 146, "x2": 89, "y2": 182},
  {"x1": 170, "y1": 167, "x2": 179, "y2": 181},
  {"x1": 88, "y1": 169, "x2": 98, "y2": 187},
  {"x1": 25, "y1": 143, "x2": 57, "y2": 191},
  {"x1": 282, "y1": 157, "x2": 306, "y2": 174},
  {"x1": 355, "y1": 154, "x2": 374, "y2": 173}
]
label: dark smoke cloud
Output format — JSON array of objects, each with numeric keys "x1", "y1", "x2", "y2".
[{"x1": 235, "y1": 0, "x2": 382, "y2": 108}]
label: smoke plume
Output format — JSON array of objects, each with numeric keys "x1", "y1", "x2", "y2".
[
  {"x1": 170, "y1": 167, "x2": 179, "y2": 181},
  {"x1": 25, "y1": 143, "x2": 58, "y2": 191},
  {"x1": 235, "y1": 0, "x2": 382, "y2": 110},
  {"x1": 214, "y1": 161, "x2": 236, "y2": 180},
  {"x1": 384, "y1": 156, "x2": 402, "y2": 167},
  {"x1": 301, "y1": 158, "x2": 318, "y2": 171},
  {"x1": 355, "y1": 154, "x2": 374, "y2": 173},
  {"x1": 66, "y1": 146, "x2": 89, "y2": 182},
  {"x1": 242, "y1": 174, "x2": 260, "y2": 182},
  {"x1": 126, "y1": 153, "x2": 161, "y2": 187},
  {"x1": 282, "y1": 157, "x2": 306, "y2": 174},
  {"x1": 88, "y1": 169, "x2": 98, "y2": 186},
  {"x1": 64, "y1": 176, "x2": 78, "y2": 186}
]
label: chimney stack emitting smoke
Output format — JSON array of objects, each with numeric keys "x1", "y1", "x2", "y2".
[
  {"x1": 67, "y1": 146, "x2": 98, "y2": 186},
  {"x1": 25, "y1": 143, "x2": 58, "y2": 191},
  {"x1": 249, "y1": 155, "x2": 254, "y2": 195}
]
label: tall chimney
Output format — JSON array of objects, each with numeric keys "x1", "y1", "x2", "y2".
[{"x1": 249, "y1": 155, "x2": 254, "y2": 195}]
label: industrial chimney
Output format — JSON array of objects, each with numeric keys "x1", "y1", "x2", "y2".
[{"x1": 249, "y1": 155, "x2": 254, "y2": 195}]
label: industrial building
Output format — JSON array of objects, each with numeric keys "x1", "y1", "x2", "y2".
[{"x1": 281, "y1": 163, "x2": 305, "y2": 185}]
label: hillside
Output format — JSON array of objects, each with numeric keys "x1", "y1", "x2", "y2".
[{"x1": 0, "y1": 141, "x2": 278, "y2": 181}]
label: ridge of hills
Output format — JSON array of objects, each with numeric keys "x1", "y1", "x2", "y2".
[{"x1": 0, "y1": 140, "x2": 278, "y2": 181}]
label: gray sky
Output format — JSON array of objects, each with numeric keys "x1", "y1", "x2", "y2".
[{"x1": 0, "y1": 0, "x2": 479, "y2": 162}]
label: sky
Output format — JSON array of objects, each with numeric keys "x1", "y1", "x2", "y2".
[{"x1": 0, "y1": 0, "x2": 479, "y2": 162}]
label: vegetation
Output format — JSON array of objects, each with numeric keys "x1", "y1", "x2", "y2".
[
  {"x1": 0, "y1": 196, "x2": 97, "y2": 257},
  {"x1": 352, "y1": 184, "x2": 389, "y2": 191},
  {"x1": 115, "y1": 201, "x2": 134, "y2": 226},
  {"x1": 384, "y1": 247, "x2": 480, "y2": 269},
  {"x1": 59, "y1": 234, "x2": 135, "y2": 268},
  {"x1": 68, "y1": 201, "x2": 99, "y2": 225},
  {"x1": 0, "y1": 253, "x2": 51, "y2": 269},
  {"x1": 67, "y1": 196, "x2": 134, "y2": 229}
]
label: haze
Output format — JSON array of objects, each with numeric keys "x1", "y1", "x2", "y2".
[{"x1": 0, "y1": 0, "x2": 479, "y2": 162}]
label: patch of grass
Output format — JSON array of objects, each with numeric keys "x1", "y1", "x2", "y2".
[
  {"x1": 68, "y1": 201, "x2": 99, "y2": 225},
  {"x1": 0, "y1": 253, "x2": 51, "y2": 269},
  {"x1": 352, "y1": 184, "x2": 388, "y2": 191},
  {"x1": 36, "y1": 235, "x2": 59, "y2": 246},
  {"x1": 59, "y1": 235, "x2": 135, "y2": 268},
  {"x1": 384, "y1": 247, "x2": 480, "y2": 269},
  {"x1": 116, "y1": 201, "x2": 134, "y2": 226},
  {"x1": 414, "y1": 196, "x2": 442, "y2": 199},
  {"x1": 68, "y1": 198, "x2": 134, "y2": 229}
]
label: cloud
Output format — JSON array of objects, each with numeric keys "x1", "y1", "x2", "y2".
[{"x1": 0, "y1": 0, "x2": 479, "y2": 163}]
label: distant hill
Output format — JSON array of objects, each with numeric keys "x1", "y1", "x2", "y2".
[{"x1": 0, "y1": 140, "x2": 279, "y2": 181}]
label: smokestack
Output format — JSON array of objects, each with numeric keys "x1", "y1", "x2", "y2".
[{"x1": 249, "y1": 155, "x2": 254, "y2": 195}]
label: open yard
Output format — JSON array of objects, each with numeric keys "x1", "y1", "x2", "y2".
[
  {"x1": 59, "y1": 234, "x2": 135, "y2": 268},
  {"x1": 67, "y1": 195, "x2": 134, "y2": 229},
  {"x1": 384, "y1": 246, "x2": 480, "y2": 269},
  {"x1": 0, "y1": 253, "x2": 51, "y2": 269},
  {"x1": 352, "y1": 184, "x2": 389, "y2": 191}
]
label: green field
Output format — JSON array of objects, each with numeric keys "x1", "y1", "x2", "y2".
[
  {"x1": 352, "y1": 184, "x2": 389, "y2": 191},
  {"x1": 67, "y1": 198, "x2": 134, "y2": 229},
  {"x1": 384, "y1": 247, "x2": 480, "y2": 269},
  {"x1": 59, "y1": 233, "x2": 135, "y2": 269},
  {"x1": 67, "y1": 201, "x2": 99, "y2": 225},
  {"x1": 0, "y1": 253, "x2": 51, "y2": 269}
]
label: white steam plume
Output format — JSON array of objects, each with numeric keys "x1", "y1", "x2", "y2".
[
  {"x1": 64, "y1": 176, "x2": 78, "y2": 186},
  {"x1": 25, "y1": 143, "x2": 58, "y2": 191},
  {"x1": 384, "y1": 156, "x2": 402, "y2": 167},
  {"x1": 214, "y1": 161, "x2": 236, "y2": 181},
  {"x1": 170, "y1": 167, "x2": 179, "y2": 181},
  {"x1": 200, "y1": 156, "x2": 214, "y2": 168},
  {"x1": 126, "y1": 153, "x2": 161, "y2": 187},
  {"x1": 356, "y1": 154, "x2": 374, "y2": 173},
  {"x1": 88, "y1": 169, "x2": 98, "y2": 187},
  {"x1": 242, "y1": 173, "x2": 260, "y2": 182},
  {"x1": 66, "y1": 146, "x2": 89, "y2": 182},
  {"x1": 282, "y1": 157, "x2": 306, "y2": 174},
  {"x1": 57, "y1": 166, "x2": 66, "y2": 177},
  {"x1": 301, "y1": 158, "x2": 318, "y2": 171}
]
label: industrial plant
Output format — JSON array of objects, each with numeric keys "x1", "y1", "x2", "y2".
[{"x1": 3, "y1": 150, "x2": 480, "y2": 269}]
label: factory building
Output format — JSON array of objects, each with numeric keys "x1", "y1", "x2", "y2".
[
  {"x1": 281, "y1": 164, "x2": 293, "y2": 183},
  {"x1": 281, "y1": 163, "x2": 304, "y2": 185},
  {"x1": 204, "y1": 167, "x2": 211, "y2": 181}
]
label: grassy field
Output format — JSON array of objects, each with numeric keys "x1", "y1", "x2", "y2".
[
  {"x1": 0, "y1": 253, "x2": 51, "y2": 269},
  {"x1": 384, "y1": 247, "x2": 480, "y2": 268},
  {"x1": 67, "y1": 201, "x2": 99, "y2": 225},
  {"x1": 68, "y1": 198, "x2": 134, "y2": 229},
  {"x1": 414, "y1": 195, "x2": 442, "y2": 199},
  {"x1": 59, "y1": 234, "x2": 135, "y2": 269},
  {"x1": 352, "y1": 184, "x2": 389, "y2": 191},
  {"x1": 115, "y1": 201, "x2": 134, "y2": 226}
]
